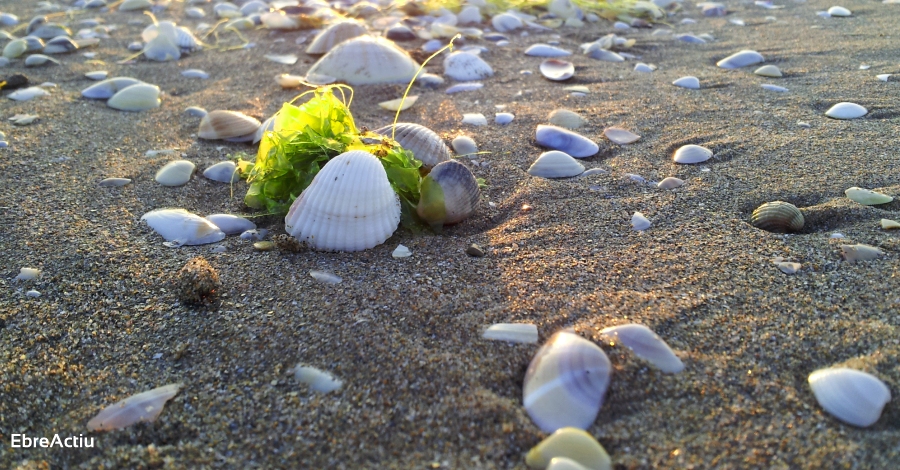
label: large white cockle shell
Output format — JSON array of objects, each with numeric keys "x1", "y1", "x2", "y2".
[
  {"x1": 87, "y1": 383, "x2": 183, "y2": 431},
  {"x1": 285, "y1": 150, "x2": 400, "y2": 251},
  {"x1": 808, "y1": 367, "x2": 891, "y2": 427},
  {"x1": 141, "y1": 208, "x2": 226, "y2": 246},
  {"x1": 523, "y1": 331, "x2": 612, "y2": 433},
  {"x1": 307, "y1": 36, "x2": 420, "y2": 85},
  {"x1": 599, "y1": 324, "x2": 684, "y2": 373}
]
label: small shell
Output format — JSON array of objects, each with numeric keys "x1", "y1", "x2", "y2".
[
  {"x1": 98, "y1": 177, "x2": 132, "y2": 187},
  {"x1": 535, "y1": 125, "x2": 598, "y2": 158},
  {"x1": 141, "y1": 208, "x2": 226, "y2": 246},
  {"x1": 307, "y1": 36, "x2": 420, "y2": 85},
  {"x1": 761, "y1": 84, "x2": 789, "y2": 92},
  {"x1": 7, "y1": 86, "x2": 49, "y2": 101},
  {"x1": 82, "y1": 77, "x2": 144, "y2": 99},
  {"x1": 525, "y1": 427, "x2": 612, "y2": 470},
  {"x1": 673, "y1": 144, "x2": 712, "y2": 164},
  {"x1": 603, "y1": 127, "x2": 640, "y2": 145},
  {"x1": 198, "y1": 110, "x2": 261, "y2": 141},
  {"x1": 584, "y1": 44, "x2": 624, "y2": 62},
  {"x1": 143, "y1": 33, "x2": 181, "y2": 62},
  {"x1": 2, "y1": 38, "x2": 27, "y2": 59},
  {"x1": 599, "y1": 324, "x2": 684, "y2": 373},
  {"x1": 444, "y1": 51, "x2": 494, "y2": 81},
  {"x1": 631, "y1": 212, "x2": 651, "y2": 231},
  {"x1": 775, "y1": 261, "x2": 802, "y2": 274},
  {"x1": 525, "y1": 44, "x2": 572, "y2": 57},
  {"x1": 417, "y1": 160, "x2": 480, "y2": 228},
  {"x1": 42, "y1": 36, "x2": 78, "y2": 54},
  {"x1": 155, "y1": 160, "x2": 196, "y2": 186},
  {"x1": 374, "y1": 123, "x2": 451, "y2": 171},
  {"x1": 827, "y1": 6, "x2": 852, "y2": 16},
  {"x1": 15, "y1": 267, "x2": 41, "y2": 281},
  {"x1": 87, "y1": 383, "x2": 183, "y2": 431},
  {"x1": 264, "y1": 53, "x2": 298, "y2": 65},
  {"x1": 445, "y1": 82, "x2": 483, "y2": 94},
  {"x1": 754, "y1": 65, "x2": 782, "y2": 77},
  {"x1": 750, "y1": 201, "x2": 805, "y2": 233},
  {"x1": 293, "y1": 365, "x2": 343, "y2": 393},
  {"x1": 528, "y1": 151, "x2": 585, "y2": 178},
  {"x1": 461, "y1": 113, "x2": 488, "y2": 126},
  {"x1": 672, "y1": 76, "x2": 700, "y2": 89},
  {"x1": 546, "y1": 457, "x2": 592, "y2": 470},
  {"x1": 378, "y1": 95, "x2": 418, "y2": 111},
  {"x1": 495, "y1": 112, "x2": 515, "y2": 124},
  {"x1": 483, "y1": 323, "x2": 539, "y2": 344},
  {"x1": 85, "y1": 70, "x2": 108, "y2": 80},
  {"x1": 845, "y1": 187, "x2": 893, "y2": 205},
  {"x1": 392, "y1": 244, "x2": 412, "y2": 258},
  {"x1": 675, "y1": 33, "x2": 706, "y2": 44},
  {"x1": 882, "y1": 218, "x2": 900, "y2": 230},
  {"x1": 451, "y1": 135, "x2": 478, "y2": 156},
  {"x1": 808, "y1": 368, "x2": 890, "y2": 427},
  {"x1": 657, "y1": 177, "x2": 684, "y2": 189},
  {"x1": 107, "y1": 83, "x2": 161, "y2": 112},
  {"x1": 305, "y1": 21, "x2": 367, "y2": 54},
  {"x1": 181, "y1": 69, "x2": 209, "y2": 79},
  {"x1": 491, "y1": 12, "x2": 523, "y2": 32},
  {"x1": 548, "y1": 109, "x2": 586, "y2": 129},
  {"x1": 716, "y1": 50, "x2": 765, "y2": 69},
  {"x1": 309, "y1": 270, "x2": 342, "y2": 284},
  {"x1": 24, "y1": 54, "x2": 60, "y2": 66},
  {"x1": 523, "y1": 331, "x2": 612, "y2": 433},
  {"x1": 205, "y1": 214, "x2": 256, "y2": 235},
  {"x1": 540, "y1": 59, "x2": 574, "y2": 81},
  {"x1": 634, "y1": 63, "x2": 655, "y2": 73},
  {"x1": 840, "y1": 244, "x2": 884, "y2": 262},
  {"x1": 202, "y1": 161, "x2": 239, "y2": 183},
  {"x1": 825, "y1": 102, "x2": 867, "y2": 119}
]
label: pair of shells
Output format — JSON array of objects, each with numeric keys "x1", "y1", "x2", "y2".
[
  {"x1": 750, "y1": 201, "x2": 805, "y2": 233},
  {"x1": 307, "y1": 35, "x2": 420, "y2": 85},
  {"x1": 80, "y1": 77, "x2": 160, "y2": 111},
  {"x1": 198, "y1": 110, "x2": 262, "y2": 142}
]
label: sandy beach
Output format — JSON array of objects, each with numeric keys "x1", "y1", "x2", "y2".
[{"x1": 1, "y1": 0, "x2": 899, "y2": 468}]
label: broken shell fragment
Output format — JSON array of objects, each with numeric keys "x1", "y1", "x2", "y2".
[
  {"x1": 307, "y1": 36, "x2": 420, "y2": 85},
  {"x1": 808, "y1": 367, "x2": 890, "y2": 427},
  {"x1": 603, "y1": 127, "x2": 640, "y2": 145},
  {"x1": 716, "y1": 50, "x2": 764, "y2": 69},
  {"x1": 292, "y1": 365, "x2": 343, "y2": 393},
  {"x1": 599, "y1": 324, "x2": 684, "y2": 373},
  {"x1": 107, "y1": 83, "x2": 160, "y2": 112},
  {"x1": 483, "y1": 323, "x2": 539, "y2": 344},
  {"x1": 141, "y1": 208, "x2": 226, "y2": 246},
  {"x1": 309, "y1": 270, "x2": 342, "y2": 284},
  {"x1": 198, "y1": 110, "x2": 261, "y2": 141},
  {"x1": 527, "y1": 151, "x2": 585, "y2": 179},
  {"x1": 775, "y1": 261, "x2": 802, "y2": 274},
  {"x1": 417, "y1": 160, "x2": 480, "y2": 229},
  {"x1": 750, "y1": 201, "x2": 805, "y2": 233},
  {"x1": 374, "y1": 123, "x2": 451, "y2": 171},
  {"x1": 98, "y1": 178, "x2": 132, "y2": 187},
  {"x1": 535, "y1": 125, "x2": 598, "y2": 158},
  {"x1": 205, "y1": 214, "x2": 256, "y2": 235},
  {"x1": 845, "y1": 187, "x2": 893, "y2": 205},
  {"x1": 392, "y1": 244, "x2": 412, "y2": 258},
  {"x1": 87, "y1": 383, "x2": 183, "y2": 431},
  {"x1": 525, "y1": 427, "x2": 612, "y2": 470},
  {"x1": 673, "y1": 144, "x2": 712, "y2": 164},
  {"x1": 540, "y1": 59, "x2": 574, "y2": 81},
  {"x1": 882, "y1": 219, "x2": 900, "y2": 230},
  {"x1": 825, "y1": 102, "x2": 867, "y2": 119},
  {"x1": 841, "y1": 244, "x2": 883, "y2": 262},
  {"x1": 631, "y1": 212, "x2": 651, "y2": 231}
]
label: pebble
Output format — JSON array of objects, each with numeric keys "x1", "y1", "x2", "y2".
[{"x1": 466, "y1": 244, "x2": 485, "y2": 257}]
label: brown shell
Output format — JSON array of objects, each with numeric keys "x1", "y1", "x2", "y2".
[
  {"x1": 750, "y1": 201, "x2": 804, "y2": 233},
  {"x1": 375, "y1": 123, "x2": 451, "y2": 170},
  {"x1": 198, "y1": 110, "x2": 261, "y2": 141}
]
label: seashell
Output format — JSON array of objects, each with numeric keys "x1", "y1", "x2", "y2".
[
  {"x1": 673, "y1": 144, "x2": 713, "y2": 164},
  {"x1": 181, "y1": 69, "x2": 209, "y2": 79},
  {"x1": 29, "y1": 24, "x2": 71, "y2": 40},
  {"x1": 841, "y1": 244, "x2": 884, "y2": 262},
  {"x1": 8, "y1": 86, "x2": 49, "y2": 101},
  {"x1": 417, "y1": 73, "x2": 444, "y2": 88},
  {"x1": 26, "y1": 289, "x2": 41, "y2": 298},
  {"x1": 525, "y1": 44, "x2": 572, "y2": 57},
  {"x1": 457, "y1": 5, "x2": 482, "y2": 24},
  {"x1": 142, "y1": 208, "x2": 226, "y2": 246},
  {"x1": 185, "y1": 7, "x2": 205, "y2": 18},
  {"x1": 213, "y1": 2, "x2": 241, "y2": 18},
  {"x1": 240, "y1": 229, "x2": 268, "y2": 242},
  {"x1": 445, "y1": 82, "x2": 483, "y2": 93},
  {"x1": 174, "y1": 27, "x2": 202, "y2": 52},
  {"x1": 264, "y1": 53, "x2": 298, "y2": 65},
  {"x1": 657, "y1": 177, "x2": 684, "y2": 189},
  {"x1": 631, "y1": 212, "x2": 651, "y2": 231},
  {"x1": 87, "y1": 383, "x2": 183, "y2": 431},
  {"x1": 202, "y1": 161, "x2": 239, "y2": 183},
  {"x1": 292, "y1": 365, "x2": 343, "y2": 393},
  {"x1": 275, "y1": 73, "x2": 305, "y2": 88},
  {"x1": 584, "y1": 45, "x2": 624, "y2": 62},
  {"x1": 185, "y1": 106, "x2": 208, "y2": 118},
  {"x1": 374, "y1": 123, "x2": 451, "y2": 170},
  {"x1": 492, "y1": 12, "x2": 523, "y2": 32},
  {"x1": 0, "y1": 13, "x2": 18, "y2": 26},
  {"x1": 285, "y1": 150, "x2": 400, "y2": 251},
  {"x1": 808, "y1": 367, "x2": 889, "y2": 427},
  {"x1": 98, "y1": 177, "x2": 132, "y2": 187},
  {"x1": 527, "y1": 151, "x2": 585, "y2": 178},
  {"x1": 309, "y1": 270, "x2": 342, "y2": 284},
  {"x1": 240, "y1": 0, "x2": 269, "y2": 16},
  {"x1": 107, "y1": 83, "x2": 161, "y2": 112},
  {"x1": 260, "y1": 12, "x2": 299, "y2": 30},
  {"x1": 495, "y1": 112, "x2": 515, "y2": 124},
  {"x1": 701, "y1": 3, "x2": 727, "y2": 16},
  {"x1": 546, "y1": 457, "x2": 592, "y2": 470},
  {"x1": 42, "y1": 36, "x2": 78, "y2": 54},
  {"x1": 253, "y1": 241, "x2": 275, "y2": 251},
  {"x1": 85, "y1": 70, "x2": 108, "y2": 80},
  {"x1": 750, "y1": 201, "x2": 805, "y2": 233},
  {"x1": 672, "y1": 76, "x2": 700, "y2": 89},
  {"x1": 882, "y1": 219, "x2": 900, "y2": 230},
  {"x1": 461, "y1": 113, "x2": 487, "y2": 126},
  {"x1": 2, "y1": 39, "x2": 28, "y2": 59},
  {"x1": 825, "y1": 102, "x2": 867, "y2": 119},
  {"x1": 599, "y1": 324, "x2": 684, "y2": 373},
  {"x1": 716, "y1": 50, "x2": 765, "y2": 69},
  {"x1": 525, "y1": 427, "x2": 612, "y2": 470},
  {"x1": 675, "y1": 33, "x2": 706, "y2": 44},
  {"x1": 307, "y1": 36, "x2": 420, "y2": 85},
  {"x1": 451, "y1": 135, "x2": 478, "y2": 156},
  {"x1": 155, "y1": 160, "x2": 196, "y2": 186},
  {"x1": 548, "y1": 109, "x2": 586, "y2": 129},
  {"x1": 143, "y1": 28, "x2": 181, "y2": 62},
  {"x1": 775, "y1": 261, "x2": 801, "y2": 274},
  {"x1": 10, "y1": 114, "x2": 39, "y2": 126},
  {"x1": 523, "y1": 331, "x2": 612, "y2": 433},
  {"x1": 603, "y1": 127, "x2": 640, "y2": 145},
  {"x1": 205, "y1": 214, "x2": 256, "y2": 235},
  {"x1": 634, "y1": 63, "x2": 655, "y2": 73},
  {"x1": 827, "y1": 6, "x2": 852, "y2": 16},
  {"x1": 443, "y1": 51, "x2": 493, "y2": 81},
  {"x1": 198, "y1": 110, "x2": 261, "y2": 141},
  {"x1": 540, "y1": 59, "x2": 574, "y2": 81},
  {"x1": 483, "y1": 323, "x2": 539, "y2": 344},
  {"x1": 15, "y1": 267, "x2": 41, "y2": 281},
  {"x1": 754, "y1": 64, "x2": 782, "y2": 77},
  {"x1": 378, "y1": 95, "x2": 417, "y2": 112},
  {"x1": 761, "y1": 84, "x2": 789, "y2": 92},
  {"x1": 876, "y1": 74, "x2": 892, "y2": 82},
  {"x1": 845, "y1": 187, "x2": 893, "y2": 205},
  {"x1": 535, "y1": 125, "x2": 598, "y2": 158},
  {"x1": 417, "y1": 160, "x2": 480, "y2": 228},
  {"x1": 392, "y1": 244, "x2": 412, "y2": 258},
  {"x1": 82, "y1": 77, "x2": 144, "y2": 99},
  {"x1": 119, "y1": 0, "x2": 153, "y2": 11}
]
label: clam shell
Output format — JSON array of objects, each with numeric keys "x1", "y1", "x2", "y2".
[
  {"x1": 825, "y1": 102, "x2": 867, "y2": 119},
  {"x1": 107, "y1": 83, "x2": 161, "y2": 112},
  {"x1": 754, "y1": 64, "x2": 782, "y2": 77},
  {"x1": 672, "y1": 76, "x2": 700, "y2": 89},
  {"x1": 85, "y1": 70, "x2": 108, "y2": 80},
  {"x1": 378, "y1": 95, "x2": 418, "y2": 111},
  {"x1": 882, "y1": 218, "x2": 900, "y2": 230},
  {"x1": 205, "y1": 214, "x2": 256, "y2": 235},
  {"x1": 603, "y1": 127, "x2": 640, "y2": 145},
  {"x1": 525, "y1": 427, "x2": 612, "y2": 470},
  {"x1": 87, "y1": 383, "x2": 182, "y2": 431},
  {"x1": 307, "y1": 36, "x2": 420, "y2": 85},
  {"x1": 548, "y1": 109, "x2": 586, "y2": 129},
  {"x1": 445, "y1": 82, "x2": 483, "y2": 93},
  {"x1": 584, "y1": 45, "x2": 624, "y2": 62},
  {"x1": 845, "y1": 187, "x2": 893, "y2": 205},
  {"x1": 657, "y1": 177, "x2": 684, "y2": 189},
  {"x1": 443, "y1": 51, "x2": 494, "y2": 81},
  {"x1": 525, "y1": 43, "x2": 572, "y2": 57},
  {"x1": 673, "y1": 144, "x2": 712, "y2": 164},
  {"x1": 457, "y1": 5, "x2": 482, "y2": 24},
  {"x1": 309, "y1": 270, "x2": 341, "y2": 284},
  {"x1": 523, "y1": 331, "x2": 612, "y2": 433},
  {"x1": 599, "y1": 324, "x2": 684, "y2": 373},
  {"x1": 716, "y1": 50, "x2": 765, "y2": 69},
  {"x1": 634, "y1": 62, "x2": 655, "y2": 73},
  {"x1": 293, "y1": 365, "x2": 343, "y2": 393},
  {"x1": 198, "y1": 110, "x2": 261, "y2": 141},
  {"x1": 827, "y1": 6, "x2": 852, "y2": 16},
  {"x1": 809, "y1": 368, "x2": 890, "y2": 427},
  {"x1": 417, "y1": 160, "x2": 480, "y2": 227},
  {"x1": 3, "y1": 39, "x2": 27, "y2": 59},
  {"x1": 750, "y1": 201, "x2": 805, "y2": 233},
  {"x1": 631, "y1": 212, "x2": 651, "y2": 231},
  {"x1": 141, "y1": 208, "x2": 226, "y2": 246},
  {"x1": 202, "y1": 161, "x2": 239, "y2": 183},
  {"x1": 495, "y1": 112, "x2": 515, "y2": 124},
  {"x1": 43, "y1": 36, "x2": 78, "y2": 54},
  {"x1": 527, "y1": 151, "x2": 585, "y2": 178},
  {"x1": 841, "y1": 244, "x2": 884, "y2": 262},
  {"x1": 119, "y1": 0, "x2": 153, "y2": 11},
  {"x1": 285, "y1": 150, "x2": 400, "y2": 252},
  {"x1": 483, "y1": 323, "x2": 539, "y2": 344},
  {"x1": 8, "y1": 86, "x2": 49, "y2": 101},
  {"x1": 143, "y1": 33, "x2": 181, "y2": 62},
  {"x1": 155, "y1": 160, "x2": 196, "y2": 186},
  {"x1": 491, "y1": 12, "x2": 523, "y2": 32},
  {"x1": 82, "y1": 77, "x2": 144, "y2": 99},
  {"x1": 451, "y1": 135, "x2": 478, "y2": 156},
  {"x1": 374, "y1": 123, "x2": 451, "y2": 170},
  {"x1": 25, "y1": 53, "x2": 60, "y2": 66},
  {"x1": 98, "y1": 177, "x2": 132, "y2": 187},
  {"x1": 306, "y1": 21, "x2": 366, "y2": 54},
  {"x1": 540, "y1": 58, "x2": 574, "y2": 81},
  {"x1": 535, "y1": 125, "x2": 598, "y2": 158},
  {"x1": 546, "y1": 457, "x2": 593, "y2": 470},
  {"x1": 461, "y1": 113, "x2": 488, "y2": 126}
]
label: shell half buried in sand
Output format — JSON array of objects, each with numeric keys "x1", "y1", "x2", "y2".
[
  {"x1": 673, "y1": 144, "x2": 712, "y2": 164},
  {"x1": 87, "y1": 383, "x2": 183, "y2": 431},
  {"x1": 417, "y1": 160, "x2": 481, "y2": 228},
  {"x1": 750, "y1": 201, "x2": 805, "y2": 233},
  {"x1": 307, "y1": 36, "x2": 420, "y2": 85},
  {"x1": 808, "y1": 367, "x2": 890, "y2": 427},
  {"x1": 599, "y1": 324, "x2": 684, "y2": 373},
  {"x1": 845, "y1": 187, "x2": 893, "y2": 205},
  {"x1": 525, "y1": 427, "x2": 612, "y2": 470},
  {"x1": 716, "y1": 49, "x2": 764, "y2": 69},
  {"x1": 825, "y1": 102, "x2": 867, "y2": 119},
  {"x1": 483, "y1": 323, "x2": 539, "y2": 344},
  {"x1": 141, "y1": 208, "x2": 226, "y2": 246}
]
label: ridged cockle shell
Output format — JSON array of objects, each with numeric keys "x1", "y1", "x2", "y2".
[
  {"x1": 750, "y1": 201, "x2": 804, "y2": 233},
  {"x1": 417, "y1": 160, "x2": 480, "y2": 229},
  {"x1": 198, "y1": 110, "x2": 261, "y2": 142},
  {"x1": 307, "y1": 36, "x2": 420, "y2": 85},
  {"x1": 374, "y1": 123, "x2": 451, "y2": 171}
]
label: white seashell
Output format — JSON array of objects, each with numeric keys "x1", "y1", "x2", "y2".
[
  {"x1": 523, "y1": 331, "x2": 612, "y2": 433},
  {"x1": 24, "y1": 54, "x2": 60, "y2": 66},
  {"x1": 98, "y1": 177, "x2": 132, "y2": 187},
  {"x1": 631, "y1": 212, "x2": 651, "y2": 231},
  {"x1": 603, "y1": 127, "x2": 640, "y2": 145},
  {"x1": 85, "y1": 70, "x2": 107, "y2": 80},
  {"x1": 444, "y1": 51, "x2": 493, "y2": 81},
  {"x1": 392, "y1": 244, "x2": 412, "y2": 258},
  {"x1": 107, "y1": 83, "x2": 161, "y2": 112},
  {"x1": 491, "y1": 12, "x2": 523, "y2": 32},
  {"x1": 306, "y1": 21, "x2": 367, "y2": 54},
  {"x1": 181, "y1": 69, "x2": 209, "y2": 79},
  {"x1": 240, "y1": 229, "x2": 268, "y2": 241},
  {"x1": 445, "y1": 82, "x2": 484, "y2": 93},
  {"x1": 675, "y1": 33, "x2": 706, "y2": 44},
  {"x1": 374, "y1": 123, "x2": 451, "y2": 170},
  {"x1": 260, "y1": 12, "x2": 299, "y2": 30},
  {"x1": 548, "y1": 109, "x2": 586, "y2": 129},
  {"x1": 10, "y1": 114, "x2": 39, "y2": 126},
  {"x1": 461, "y1": 113, "x2": 488, "y2": 126},
  {"x1": 205, "y1": 214, "x2": 256, "y2": 235},
  {"x1": 264, "y1": 53, "x2": 298, "y2": 65},
  {"x1": 285, "y1": 151, "x2": 400, "y2": 251},
  {"x1": 8, "y1": 86, "x2": 49, "y2": 101},
  {"x1": 416, "y1": 73, "x2": 444, "y2": 88},
  {"x1": 2, "y1": 38, "x2": 27, "y2": 59},
  {"x1": 717, "y1": 50, "x2": 765, "y2": 69},
  {"x1": 584, "y1": 45, "x2": 624, "y2": 62},
  {"x1": 309, "y1": 270, "x2": 342, "y2": 284},
  {"x1": 775, "y1": 261, "x2": 801, "y2": 274},
  {"x1": 525, "y1": 44, "x2": 572, "y2": 57},
  {"x1": 155, "y1": 160, "x2": 196, "y2": 186},
  {"x1": 535, "y1": 125, "x2": 598, "y2": 158},
  {"x1": 599, "y1": 324, "x2": 684, "y2": 373},
  {"x1": 198, "y1": 110, "x2": 261, "y2": 141},
  {"x1": 754, "y1": 64, "x2": 782, "y2": 77},
  {"x1": 185, "y1": 7, "x2": 205, "y2": 18},
  {"x1": 845, "y1": 187, "x2": 893, "y2": 205},
  {"x1": 0, "y1": 13, "x2": 18, "y2": 26},
  {"x1": 808, "y1": 368, "x2": 890, "y2": 427},
  {"x1": 495, "y1": 112, "x2": 515, "y2": 124},
  {"x1": 761, "y1": 84, "x2": 789, "y2": 92},
  {"x1": 827, "y1": 6, "x2": 852, "y2": 16},
  {"x1": 751, "y1": 201, "x2": 805, "y2": 233},
  {"x1": 483, "y1": 323, "x2": 539, "y2": 344},
  {"x1": 672, "y1": 76, "x2": 700, "y2": 89},
  {"x1": 634, "y1": 62, "x2": 655, "y2": 73},
  {"x1": 378, "y1": 95, "x2": 418, "y2": 112},
  {"x1": 307, "y1": 36, "x2": 420, "y2": 85},
  {"x1": 26, "y1": 289, "x2": 41, "y2": 298},
  {"x1": 457, "y1": 5, "x2": 482, "y2": 24},
  {"x1": 527, "y1": 151, "x2": 585, "y2": 178},
  {"x1": 141, "y1": 208, "x2": 226, "y2": 246},
  {"x1": 881, "y1": 219, "x2": 900, "y2": 230},
  {"x1": 202, "y1": 161, "x2": 239, "y2": 183},
  {"x1": 293, "y1": 365, "x2": 343, "y2": 393},
  {"x1": 82, "y1": 77, "x2": 144, "y2": 99},
  {"x1": 417, "y1": 160, "x2": 480, "y2": 227},
  {"x1": 451, "y1": 135, "x2": 478, "y2": 156},
  {"x1": 540, "y1": 59, "x2": 574, "y2": 81},
  {"x1": 825, "y1": 102, "x2": 867, "y2": 119},
  {"x1": 876, "y1": 74, "x2": 892, "y2": 82},
  {"x1": 87, "y1": 383, "x2": 183, "y2": 431},
  {"x1": 657, "y1": 177, "x2": 684, "y2": 189},
  {"x1": 673, "y1": 144, "x2": 713, "y2": 164},
  {"x1": 15, "y1": 267, "x2": 41, "y2": 281},
  {"x1": 143, "y1": 31, "x2": 181, "y2": 62},
  {"x1": 185, "y1": 106, "x2": 207, "y2": 118},
  {"x1": 546, "y1": 457, "x2": 593, "y2": 470},
  {"x1": 841, "y1": 244, "x2": 884, "y2": 262},
  {"x1": 119, "y1": 0, "x2": 153, "y2": 11},
  {"x1": 525, "y1": 427, "x2": 612, "y2": 470}
]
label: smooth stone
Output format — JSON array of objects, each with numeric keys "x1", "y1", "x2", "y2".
[
  {"x1": 466, "y1": 243, "x2": 485, "y2": 257},
  {"x1": 535, "y1": 125, "x2": 598, "y2": 158},
  {"x1": 203, "y1": 161, "x2": 239, "y2": 183},
  {"x1": 155, "y1": 160, "x2": 196, "y2": 186}
]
